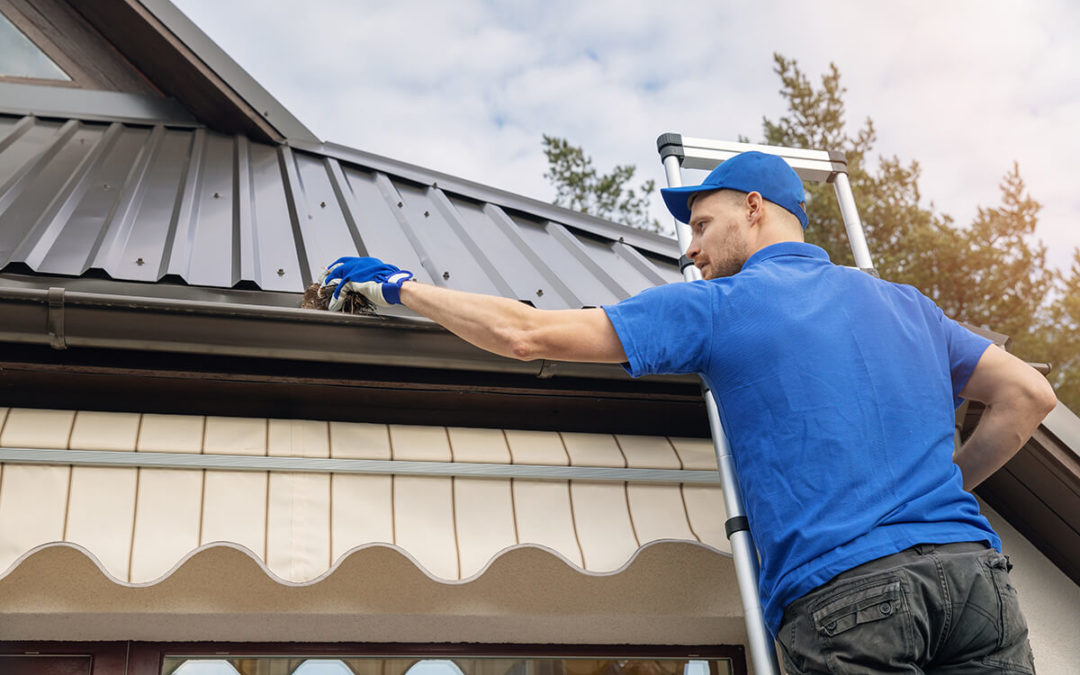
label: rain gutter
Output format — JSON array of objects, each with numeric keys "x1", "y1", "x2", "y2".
[{"x1": 0, "y1": 285, "x2": 687, "y2": 383}]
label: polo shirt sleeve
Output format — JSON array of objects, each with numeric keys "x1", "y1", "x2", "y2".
[
  {"x1": 602, "y1": 281, "x2": 713, "y2": 377},
  {"x1": 939, "y1": 310, "x2": 993, "y2": 408}
]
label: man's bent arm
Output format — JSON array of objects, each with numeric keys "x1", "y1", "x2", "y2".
[
  {"x1": 955, "y1": 345, "x2": 1057, "y2": 490},
  {"x1": 398, "y1": 281, "x2": 627, "y2": 363}
]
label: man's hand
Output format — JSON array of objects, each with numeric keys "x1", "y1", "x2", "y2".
[
  {"x1": 319, "y1": 257, "x2": 414, "y2": 310},
  {"x1": 955, "y1": 345, "x2": 1057, "y2": 490}
]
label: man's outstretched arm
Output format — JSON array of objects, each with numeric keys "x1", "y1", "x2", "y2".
[
  {"x1": 399, "y1": 281, "x2": 627, "y2": 364},
  {"x1": 955, "y1": 345, "x2": 1057, "y2": 490}
]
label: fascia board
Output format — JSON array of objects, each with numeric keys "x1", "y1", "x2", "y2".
[{"x1": 136, "y1": 0, "x2": 320, "y2": 143}]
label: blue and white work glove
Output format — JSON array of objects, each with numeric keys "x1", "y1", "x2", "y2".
[{"x1": 319, "y1": 256, "x2": 414, "y2": 311}]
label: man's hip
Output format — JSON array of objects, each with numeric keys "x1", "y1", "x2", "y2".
[{"x1": 777, "y1": 542, "x2": 1034, "y2": 674}]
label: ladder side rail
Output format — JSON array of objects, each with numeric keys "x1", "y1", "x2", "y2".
[{"x1": 661, "y1": 152, "x2": 783, "y2": 675}]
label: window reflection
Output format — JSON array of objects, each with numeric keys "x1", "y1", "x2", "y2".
[
  {"x1": 0, "y1": 12, "x2": 71, "y2": 81},
  {"x1": 172, "y1": 660, "x2": 241, "y2": 675},
  {"x1": 293, "y1": 661, "x2": 355, "y2": 675}
]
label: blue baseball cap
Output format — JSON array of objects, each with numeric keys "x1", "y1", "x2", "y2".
[{"x1": 661, "y1": 151, "x2": 808, "y2": 227}]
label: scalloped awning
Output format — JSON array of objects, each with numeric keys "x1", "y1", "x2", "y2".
[{"x1": 0, "y1": 408, "x2": 743, "y2": 644}]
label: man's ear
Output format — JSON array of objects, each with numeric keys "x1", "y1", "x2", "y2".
[{"x1": 745, "y1": 191, "x2": 765, "y2": 224}]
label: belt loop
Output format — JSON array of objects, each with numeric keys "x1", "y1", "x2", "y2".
[{"x1": 913, "y1": 543, "x2": 934, "y2": 555}]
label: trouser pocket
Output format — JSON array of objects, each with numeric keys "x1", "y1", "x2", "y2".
[{"x1": 779, "y1": 572, "x2": 914, "y2": 672}]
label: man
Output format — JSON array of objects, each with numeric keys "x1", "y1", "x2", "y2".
[{"x1": 320, "y1": 151, "x2": 1056, "y2": 673}]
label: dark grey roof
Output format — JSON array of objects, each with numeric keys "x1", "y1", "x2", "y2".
[{"x1": 0, "y1": 113, "x2": 680, "y2": 309}]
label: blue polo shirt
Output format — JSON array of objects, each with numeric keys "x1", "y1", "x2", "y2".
[{"x1": 603, "y1": 241, "x2": 997, "y2": 635}]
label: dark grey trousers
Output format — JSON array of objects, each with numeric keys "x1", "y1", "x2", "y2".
[{"x1": 777, "y1": 542, "x2": 1035, "y2": 674}]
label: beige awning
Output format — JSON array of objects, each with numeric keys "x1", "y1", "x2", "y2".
[{"x1": 0, "y1": 408, "x2": 742, "y2": 644}]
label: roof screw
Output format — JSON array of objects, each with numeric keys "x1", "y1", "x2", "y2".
[
  {"x1": 432, "y1": 181, "x2": 438, "y2": 188},
  {"x1": 424, "y1": 211, "x2": 430, "y2": 217},
  {"x1": 442, "y1": 271, "x2": 450, "y2": 280},
  {"x1": 103, "y1": 183, "x2": 111, "y2": 190},
  {"x1": 397, "y1": 201, "x2": 403, "y2": 208},
  {"x1": 277, "y1": 268, "x2": 285, "y2": 276},
  {"x1": 135, "y1": 257, "x2": 145, "y2": 266},
  {"x1": 536, "y1": 289, "x2": 544, "y2": 297},
  {"x1": 320, "y1": 201, "x2": 326, "y2": 208},
  {"x1": 214, "y1": 192, "x2": 220, "y2": 198},
  {"x1": 618, "y1": 236, "x2": 624, "y2": 243},
  {"x1": 263, "y1": 111, "x2": 270, "y2": 117}
]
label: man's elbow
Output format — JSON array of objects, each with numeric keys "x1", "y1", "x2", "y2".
[
  {"x1": 1031, "y1": 375, "x2": 1058, "y2": 419},
  {"x1": 504, "y1": 328, "x2": 542, "y2": 361}
]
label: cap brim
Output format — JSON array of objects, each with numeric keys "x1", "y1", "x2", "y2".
[{"x1": 660, "y1": 185, "x2": 717, "y2": 224}]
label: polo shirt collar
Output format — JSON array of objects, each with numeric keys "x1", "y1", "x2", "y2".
[{"x1": 741, "y1": 241, "x2": 830, "y2": 271}]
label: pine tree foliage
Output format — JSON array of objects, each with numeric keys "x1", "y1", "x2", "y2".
[
  {"x1": 542, "y1": 135, "x2": 661, "y2": 232},
  {"x1": 1044, "y1": 251, "x2": 1080, "y2": 410},
  {"x1": 760, "y1": 54, "x2": 1075, "y2": 410}
]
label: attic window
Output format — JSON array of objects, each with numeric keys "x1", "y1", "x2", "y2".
[{"x1": 0, "y1": 10, "x2": 70, "y2": 81}]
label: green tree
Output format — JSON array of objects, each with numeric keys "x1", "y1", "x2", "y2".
[
  {"x1": 760, "y1": 54, "x2": 1066, "y2": 405},
  {"x1": 542, "y1": 135, "x2": 661, "y2": 232},
  {"x1": 1044, "y1": 252, "x2": 1080, "y2": 410}
]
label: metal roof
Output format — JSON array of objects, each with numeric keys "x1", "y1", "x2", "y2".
[{"x1": 0, "y1": 113, "x2": 680, "y2": 309}]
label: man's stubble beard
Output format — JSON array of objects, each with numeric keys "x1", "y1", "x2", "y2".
[{"x1": 704, "y1": 221, "x2": 751, "y2": 280}]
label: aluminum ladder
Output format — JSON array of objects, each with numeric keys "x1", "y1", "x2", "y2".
[{"x1": 656, "y1": 134, "x2": 875, "y2": 675}]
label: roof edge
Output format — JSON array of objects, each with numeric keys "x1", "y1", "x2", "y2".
[{"x1": 293, "y1": 141, "x2": 682, "y2": 261}]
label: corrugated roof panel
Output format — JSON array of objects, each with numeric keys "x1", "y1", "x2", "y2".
[
  {"x1": 96, "y1": 127, "x2": 197, "y2": 283},
  {"x1": 180, "y1": 131, "x2": 243, "y2": 287},
  {"x1": 336, "y1": 165, "x2": 434, "y2": 286},
  {"x1": 241, "y1": 139, "x2": 304, "y2": 291},
  {"x1": 0, "y1": 120, "x2": 98, "y2": 267},
  {"x1": 448, "y1": 199, "x2": 567, "y2": 310},
  {"x1": 35, "y1": 124, "x2": 154, "y2": 275},
  {"x1": 392, "y1": 181, "x2": 508, "y2": 296},
  {"x1": 0, "y1": 114, "x2": 681, "y2": 308},
  {"x1": 508, "y1": 214, "x2": 625, "y2": 307}
]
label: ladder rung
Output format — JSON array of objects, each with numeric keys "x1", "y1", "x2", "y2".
[{"x1": 659, "y1": 134, "x2": 848, "y2": 184}]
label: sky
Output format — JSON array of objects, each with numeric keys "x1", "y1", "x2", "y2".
[{"x1": 171, "y1": 0, "x2": 1080, "y2": 273}]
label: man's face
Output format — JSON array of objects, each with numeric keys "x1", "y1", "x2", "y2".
[{"x1": 686, "y1": 190, "x2": 752, "y2": 280}]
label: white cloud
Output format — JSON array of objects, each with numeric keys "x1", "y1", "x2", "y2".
[{"x1": 173, "y1": 0, "x2": 1080, "y2": 269}]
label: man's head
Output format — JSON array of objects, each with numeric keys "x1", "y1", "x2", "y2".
[{"x1": 661, "y1": 151, "x2": 808, "y2": 279}]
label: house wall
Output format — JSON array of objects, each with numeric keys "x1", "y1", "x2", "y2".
[{"x1": 982, "y1": 499, "x2": 1080, "y2": 673}]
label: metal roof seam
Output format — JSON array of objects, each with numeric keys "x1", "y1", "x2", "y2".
[
  {"x1": 373, "y1": 172, "x2": 441, "y2": 286},
  {"x1": 324, "y1": 157, "x2": 370, "y2": 259},
  {"x1": 429, "y1": 188, "x2": 516, "y2": 299},
  {"x1": 92, "y1": 124, "x2": 167, "y2": 275},
  {"x1": 0, "y1": 120, "x2": 81, "y2": 238},
  {"x1": 545, "y1": 220, "x2": 632, "y2": 302},
  {"x1": 275, "y1": 144, "x2": 314, "y2": 287},
  {"x1": 162, "y1": 126, "x2": 206, "y2": 281},
  {"x1": 483, "y1": 203, "x2": 582, "y2": 308},
  {"x1": 16, "y1": 122, "x2": 126, "y2": 271},
  {"x1": 611, "y1": 240, "x2": 671, "y2": 287}
]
